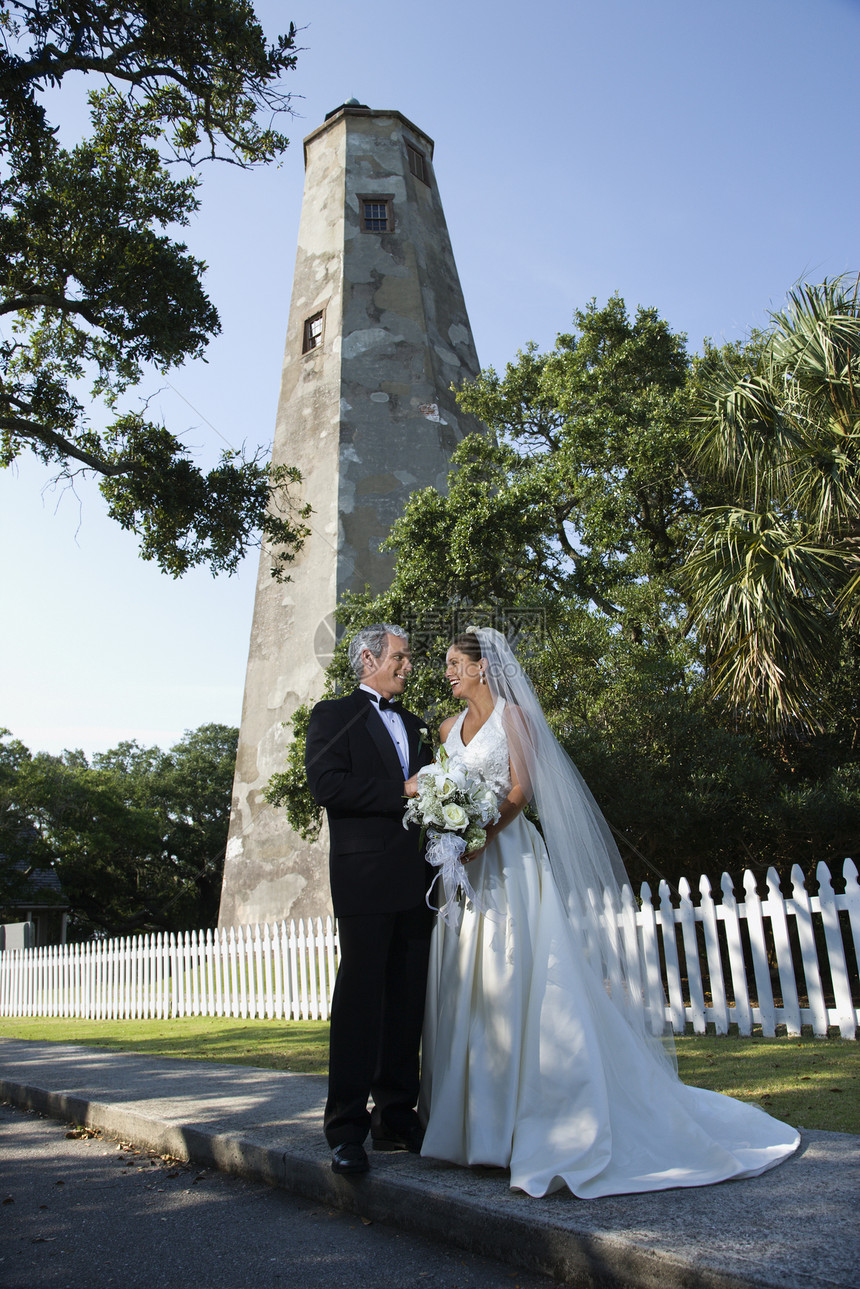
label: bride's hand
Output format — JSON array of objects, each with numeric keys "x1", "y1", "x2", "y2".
[{"x1": 464, "y1": 827, "x2": 494, "y2": 862}]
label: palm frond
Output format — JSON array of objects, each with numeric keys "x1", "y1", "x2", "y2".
[
  {"x1": 771, "y1": 279, "x2": 860, "y2": 430},
  {"x1": 688, "y1": 276, "x2": 860, "y2": 729},
  {"x1": 685, "y1": 509, "x2": 841, "y2": 729}
]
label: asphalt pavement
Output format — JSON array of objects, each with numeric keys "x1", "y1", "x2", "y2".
[
  {"x1": 0, "y1": 1101, "x2": 561, "y2": 1289},
  {"x1": 1, "y1": 1038, "x2": 858, "y2": 1289}
]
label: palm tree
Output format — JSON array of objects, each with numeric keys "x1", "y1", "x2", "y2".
[{"x1": 685, "y1": 276, "x2": 860, "y2": 731}]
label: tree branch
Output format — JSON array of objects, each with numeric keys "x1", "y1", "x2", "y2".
[
  {"x1": 0, "y1": 416, "x2": 136, "y2": 476},
  {"x1": 554, "y1": 519, "x2": 622, "y2": 616},
  {"x1": 0, "y1": 293, "x2": 101, "y2": 325}
]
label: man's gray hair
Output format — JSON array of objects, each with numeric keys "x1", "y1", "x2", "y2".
[{"x1": 348, "y1": 623, "x2": 409, "y2": 681}]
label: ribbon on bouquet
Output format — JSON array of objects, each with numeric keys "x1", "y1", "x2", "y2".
[{"x1": 424, "y1": 829, "x2": 500, "y2": 929}]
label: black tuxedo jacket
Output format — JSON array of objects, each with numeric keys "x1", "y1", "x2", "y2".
[{"x1": 305, "y1": 689, "x2": 434, "y2": 916}]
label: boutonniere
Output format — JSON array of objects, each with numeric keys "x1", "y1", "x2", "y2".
[{"x1": 417, "y1": 727, "x2": 430, "y2": 756}]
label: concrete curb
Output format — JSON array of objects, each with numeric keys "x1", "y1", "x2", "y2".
[{"x1": 0, "y1": 1072, "x2": 844, "y2": 1289}]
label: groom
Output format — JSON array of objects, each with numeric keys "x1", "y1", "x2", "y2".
[{"x1": 305, "y1": 623, "x2": 434, "y2": 1174}]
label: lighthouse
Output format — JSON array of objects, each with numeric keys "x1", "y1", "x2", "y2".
[{"x1": 218, "y1": 104, "x2": 483, "y2": 927}]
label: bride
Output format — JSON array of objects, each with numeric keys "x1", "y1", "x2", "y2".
[{"x1": 419, "y1": 626, "x2": 800, "y2": 1198}]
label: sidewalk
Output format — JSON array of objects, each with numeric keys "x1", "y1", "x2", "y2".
[{"x1": 1, "y1": 1038, "x2": 857, "y2": 1289}]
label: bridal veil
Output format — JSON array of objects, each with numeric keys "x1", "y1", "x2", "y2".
[{"x1": 468, "y1": 625, "x2": 678, "y2": 1081}]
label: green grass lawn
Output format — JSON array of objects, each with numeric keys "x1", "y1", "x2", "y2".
[
  {"x1": 676, "y1": 1033, "x2": 859, "y2": 1135},
  {"x1": 0, "y1": 1016, "x2": 327, "y2": 1073},
  {"x1": 1, "y1": 1016, "x2": 857, "y2": 1135}
]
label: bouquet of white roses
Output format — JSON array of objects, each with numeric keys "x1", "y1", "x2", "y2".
[{"x1": 403, "y1": 745, "x2": 501, "y2": 926}]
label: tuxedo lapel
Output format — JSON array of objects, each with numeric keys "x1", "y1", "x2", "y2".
[
  {"x1": 362, "y1": 699, "x2": 406, "y2": 781},
  {"x1": 405, "y1": 715, "x2": 423, "y2": 775}
]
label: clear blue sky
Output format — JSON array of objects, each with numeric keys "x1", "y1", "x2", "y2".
[{"x1": 2, "y1": 0, "x2": 858, "y2": 757}]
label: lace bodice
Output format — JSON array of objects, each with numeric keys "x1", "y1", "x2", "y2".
[{"x1": 445, "y1": 698, "x2": 512, "y2": 802}]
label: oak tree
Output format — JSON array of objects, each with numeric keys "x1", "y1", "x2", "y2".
[{"x1": 0, "y1": 1, "x2": 309, "y2": 576}]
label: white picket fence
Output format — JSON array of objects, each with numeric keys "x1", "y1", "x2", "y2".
[
  {"x1": 1, "y1": 860, "x2": 858, "y2": 1037},
  {"x1": 0, "y1": 918, "x2": 338, "y2": 1025}
]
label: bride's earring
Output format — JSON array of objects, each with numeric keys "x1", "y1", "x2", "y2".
[{"x1": 479, "y1": 670, "x2": 486, "y2": 685}]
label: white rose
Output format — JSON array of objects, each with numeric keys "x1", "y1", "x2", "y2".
[{"x1": 441, "y1": 801, "x2": 469, "y2": 829}]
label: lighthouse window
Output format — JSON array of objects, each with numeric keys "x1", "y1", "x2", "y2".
[
  {"x1": 406, "y1": 143, "x2": 429, "y2": 185},
  {"x1": 302, "y1": 312, "x2": 324, "y2": 353},
  {"x1": 360, "y1": 197, "x2": 393, "y2": 232}
]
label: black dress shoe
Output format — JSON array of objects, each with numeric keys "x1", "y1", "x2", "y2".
[
  {"x1": 331, "y1": 1142, "x2": 369, "y2": 1174},
  {"x1": 371, "y1": 1123, "x2": 425, "y2": 1153}
]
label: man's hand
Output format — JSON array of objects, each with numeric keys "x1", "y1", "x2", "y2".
[{"x1": 404, "y1": 775, "x2": 420, "y2": 798}]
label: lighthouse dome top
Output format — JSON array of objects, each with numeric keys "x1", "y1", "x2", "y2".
[{"x1": 324, "y1": 98, "x2": 370, "y2": 120}]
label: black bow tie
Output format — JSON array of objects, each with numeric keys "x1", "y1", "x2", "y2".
[{"x1": 369, "y1": 694, "x2": 401, "y2": 712}]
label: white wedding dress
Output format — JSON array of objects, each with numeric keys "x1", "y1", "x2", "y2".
[{"x1": 419, "y1": 698, "x2": 800, "y2": 1198}]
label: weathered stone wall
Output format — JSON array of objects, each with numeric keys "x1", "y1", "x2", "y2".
[{"x1": 218, "y1": 107, "x2": 483, "y2": 927}]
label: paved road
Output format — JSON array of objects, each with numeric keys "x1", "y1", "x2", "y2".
[{"x1": 0, "y1": 1102, "x2": 557, "y2": 1289}]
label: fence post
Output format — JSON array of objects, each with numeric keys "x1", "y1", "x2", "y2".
[
  {"x1": 314, "y1": 918, "x2": 328, "y2": 1022},
  {"x1": 143, "y1": 932, "x2": 151, "y2": 1019},
  {"x1": 619, "y1": 884, "x2": 642, "y2": 997},
  {"x1": 167, "y1": 933, "x2": 178, "y2": 1019},
  {"x1": 719, "y1": 873, "x2": 752, "y2": 1035},
  {"x1": 261, "y1": 923, "x2": 274, "y2": 1020},
  {"x1": 180, "y1": 931, "x2": 191, "y2": 1018},
  {"x1": 94, "y1": 939, "x2": 105, "y2": 1020},
  {"x1": 790, "y1": 865, "x2": 828, "y2": 1035},
  {"x1": 699, "y1": 875, "x2": 728, "y2": 1034},
  {"x1": 254, "y1": 924, "x2": 265, "y2": 1020},
  {"x1": 765, "y1": 869, "x2": 801, "y2": 1035},
  {"x1": 297, "y1": 920, "x2": 310, "y2": 1020},
  {"x1": 658, "y1": 881, "x2": 685, "y2": 1034},
  {"x1": 202, "y1": 928, "x2": 213, "y2": 1017},
  {"x1": 743, "y1": 870, "x2": 776, "y2": 1036},
  {"x1": 637, "y1": 884, "x2": 668, "y2": 1035},
  {"x1": 678, "y1": 878, "x2": 706, "y2": 1034},
  {"x1": 307, "y1": 920, "x2": 320, "y2": 1021},
  {"x1": 326, "y1": 917, "x2": 338, "y2": 1015},
  {"x1": 227, "y1": 926, "x2": 239, "y2": 1018},
  {"x1": 273, "y1": 921, "x2": 285, "y2": 1019},
  {"x1": 240, "y1": 925, "x2": 253, "y2": 1018},
  {"x1": 288, "y1": 921, "x2": 300, "y2": 1021},
  {"x1": 187, "y1": 930, "x2": 198, "y2": 1017},
  {"x1": 213, "y1": 927, "x2": 225, "y2": 1018},
  {"x1": 817, "y1": 861, "x2": 856, "y2": 1039}
]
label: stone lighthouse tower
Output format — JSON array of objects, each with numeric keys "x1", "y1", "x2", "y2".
[{"x1": 218, "y1": 104, "x2": 483, "y2": 927}]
